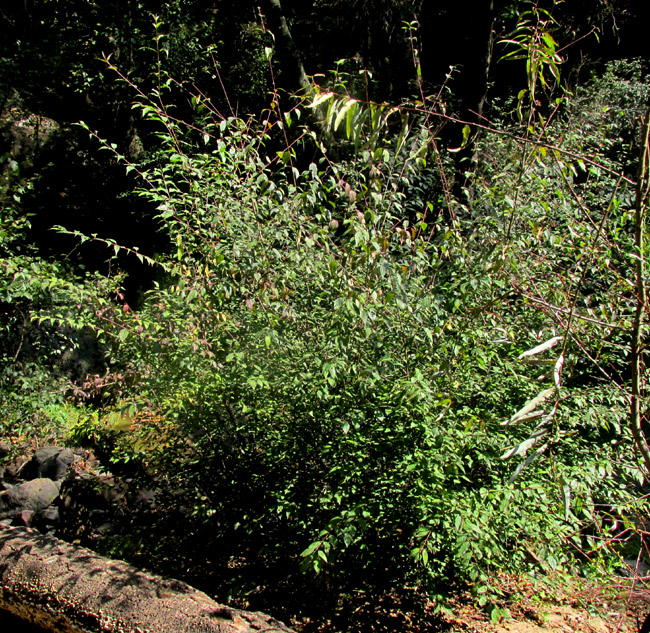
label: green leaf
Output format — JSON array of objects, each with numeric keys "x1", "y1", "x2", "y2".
[
  {"x1": 334, "y1": 99, "x2": 358, "y2": 132},
  {"x1": 461, "y1": 124, "x2": 471, "y2": 147},
  {"x1": 300, "y1": 542, "x2": 320, "y2": 558}
]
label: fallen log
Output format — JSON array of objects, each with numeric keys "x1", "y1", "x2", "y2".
[{"x1": 0, "y1": 523, "x2": 295, "y2": 633}]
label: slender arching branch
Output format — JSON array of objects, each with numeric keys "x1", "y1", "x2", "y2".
[{"x1": 630, "y1": 108, "x2": 650, "y2": 476}]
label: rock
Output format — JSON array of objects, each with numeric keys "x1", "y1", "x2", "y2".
[
  {"x1": 620, "y1": 557, "x2": 650, "y2": 577},
  {"x1": 88, "y1": 508, "x2": 107, "y2": 525},
  {"x1": 0, "y1": 95, "x2": 61, "y2": 172},
  {"x1": 95, "y1": 522, "x2": 115, "y2": 536},
  {"x1": 58, "y1": 472, "x2": 128, "y2": 543},
  {"x1": 0, "y1": 478, "x2": 60, "y2": 520},
  {"x1": 16, "y1": 510, "x2": 35, "y2": 527},
  {"x1": 21, "y1": 446, "x2": 75, "y2": 481},
  {"x1": 0, "y1": 524, "x2": 296, "y2": 633},
  {"x1": 4, "y1": 455, "x2": 29, "y2": 480},
  {"x1": 134, "y1": 488, "x2": 159, "y2": 508},
  {"x1": 34, "y1": 505, "x2": 59, "y2": 529}
]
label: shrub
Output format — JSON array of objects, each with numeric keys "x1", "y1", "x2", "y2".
[{"x1": 66, "y1": 34, "x2": 648, "y2": 616}]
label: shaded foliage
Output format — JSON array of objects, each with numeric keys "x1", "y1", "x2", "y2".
[{"x1": 2, "y1": 1, "x2": 650, "y2": 630}]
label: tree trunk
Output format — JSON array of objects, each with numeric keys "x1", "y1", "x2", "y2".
[
  {"x1": 263, "y1": 0, "x2": 309, "y2": 90},
  {"x1": 0, "y1": 523, "x2": 294, "y2": 633}
]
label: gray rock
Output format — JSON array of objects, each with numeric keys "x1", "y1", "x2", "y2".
[
  {"x1": 96, "y1": 522, "x2": 116, "y2": 536},
  {"x1": 39, "y1": 505, "x2": 60, "y2": 524},
  {"x1": 1, "y1": 97, "x2": 61, "y2": 172},
  {"x1": 15, "y1": 510, "x2": 35, "y2": 527},
  {"x1": 22, "y1": 447, "x2": 75, "y2": 481},
  {"x1": 621, "y1": 557, "x2": 650, "y2": 578},
  {"x1": 88, "y1": 509, "x2": 107, "y2": 525},
  {"x1": 0, "y1": 478, "x2": 60, "y2": 519},
  {"x1": 5, "y1": 455, "x2": 29, "y2": 480},
  {"x1": 30, "y1": 504, "x2": 60, "y2": 533},
  {"x1": 134, "y1": 488, "x2": 159, "y2": 508}
]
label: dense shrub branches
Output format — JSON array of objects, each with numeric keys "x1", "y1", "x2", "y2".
[
  {"x1": 3, "y1": 9, "x2": 649, "y2": 622},
  {"x1": 64, "y1": 39, "x2": 646, "y2": 610}
]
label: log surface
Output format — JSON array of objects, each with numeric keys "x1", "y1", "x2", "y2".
[{"x1": 0, "y1": 523, "x2": 294, "y2": 633}]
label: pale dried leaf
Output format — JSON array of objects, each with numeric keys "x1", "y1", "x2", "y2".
[
  {"x1": 518, "y1": 336, "x2": 562, "y2": 360},
  {"x1": 508, "y1": 443, "x2": 549, "y2": 483},
  {"x1": 553, "y1": 353, "x2": 564, "y2": 391},
  {"x1": 510, "y1": 409, "x2": 545, "y2": 424},
  {"x1": 503, "y1": 387, "x2": 556, "y2": 425},
  {"x1": 501, "y1": 428, "x2": 548, "y2": 460},
  {"x1": 535, "y1": 402, "x2": 558, "y2": 428}
]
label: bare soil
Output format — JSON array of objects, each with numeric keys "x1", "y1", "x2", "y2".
[
  {"x1": 440, "y1": 575, "x2": 650, "y2": 633},
  {"x1": 289, "y1": 574, "x2": 650, "y2": 633}
]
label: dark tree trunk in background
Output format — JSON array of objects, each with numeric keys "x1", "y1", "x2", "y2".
[{"x1": 264, "y1": 0, "x2": 309, "y2": 90}]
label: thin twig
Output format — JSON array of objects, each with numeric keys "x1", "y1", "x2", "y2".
[{"x1": 630, "y1": 108, "x2": 650, "y2": 476}]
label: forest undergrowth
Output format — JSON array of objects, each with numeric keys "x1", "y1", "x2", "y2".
[{"x1": 2, "y1": 5, "x2": 650, "y2": 631}]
